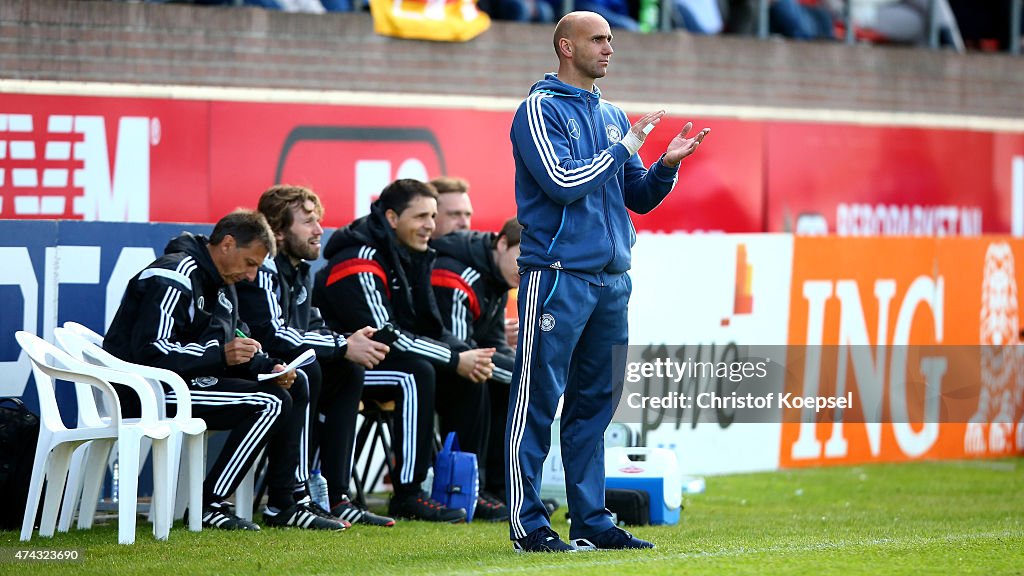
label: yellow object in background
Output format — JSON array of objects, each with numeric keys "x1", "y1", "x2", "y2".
[{"x1": 369, "y1": 0, "x2": 491, "y2": 42}]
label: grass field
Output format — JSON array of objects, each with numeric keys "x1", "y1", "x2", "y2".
[{"x1": 2, "y1": 458, "x2": 1022, "y2": 575}]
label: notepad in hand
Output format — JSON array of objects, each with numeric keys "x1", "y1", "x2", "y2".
[{"x1": 258, "y1": 348, "x2": 316, "y2": 381}]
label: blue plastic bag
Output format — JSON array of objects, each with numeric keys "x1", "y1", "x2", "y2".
[{"x1": 431, "y1": 432, "x2": 479, "y2": 521}]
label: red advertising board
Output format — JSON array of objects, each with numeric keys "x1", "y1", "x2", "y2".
[
  {"x1": 766, "y1": 123, "x2": 1024, "y2": 236},
  {"x1": 2, "y1": 89, "x2": 1022, "y2": 236},
  {"x1": 0, "y1": 94, "x2": 210, "y2": 223}
]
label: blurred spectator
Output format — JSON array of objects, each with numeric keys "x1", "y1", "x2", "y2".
[
  {"x1": 717, "y1": 0, "x2": 836, "y2": 39},
  {"x1": 722, "y1": 0, "x2": 758, "y2": 34},
  {"x1": 192, "y1": 0, "x2": 370, "y2": 11},
  {"x1": 851, "y1": 0, "x2": 964, "y2": 50},
  {"x1": 949, "y1": 0, "x2": 1023, "y2": 52},
  {"x1": 489, "y1": 0, "x2": 555, "y2": 22},
  {"x1": 568, "y1": 0, "x2": 640, "y2": 30},
  {"x1": 673, "y1": 0, "x2": 724, "y2": 34},
  {"x1": 320, "y1": 0, "x2": 358, "y2": 10},
  {"x1": 770, "y1": 0, "x2": 836, "y2": 40}
]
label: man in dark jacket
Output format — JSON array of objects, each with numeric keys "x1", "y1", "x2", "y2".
[
  {"x1": 430, "y1": 218, "x2": 523, "y2": 521},
  {"x1": 313, "y1": 179, "x2": 495, "y2": 523},
  {"x1": 104, "y1": 211, "x2": 345, "y2": 531},
  {"x1": 236, "y1": 184, "x2": 394, "y2": 527}
]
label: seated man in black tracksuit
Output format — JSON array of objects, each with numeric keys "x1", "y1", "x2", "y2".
[
  {"x1": 429, "y1": 218, "x2": 522, "y2": 522},
  {"x1": 236, "y1": 184, "x2": 395, "y2": 527},
  {"x1": 312, "y1": 178, "x2": 496, "y2": 523},
  {"x1": 104, "y1": 210, "x2": 345, "y2": 531}
]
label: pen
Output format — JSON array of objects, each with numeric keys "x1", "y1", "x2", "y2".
[{"x1": 235, "y1": 328, "x2": 247, "y2": 339}]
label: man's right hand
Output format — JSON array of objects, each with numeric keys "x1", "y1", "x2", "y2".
[
  {"x1": 344, "y1": 326, "x2": 389, "y2": 369},
  {"x1": 457, "y1": 348, "x2": 496, "y2": 383},
  {"x1": 225, "y1": 337, "x2": 261, "y2": 366}
]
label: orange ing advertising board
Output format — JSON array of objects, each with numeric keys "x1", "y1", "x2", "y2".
[{"x1": 781, "y1": 237, "x2": 1024, "y2": 468}]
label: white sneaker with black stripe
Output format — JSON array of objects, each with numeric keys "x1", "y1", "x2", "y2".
[{"x1": 263, "y1": 496, "x2": 348, "y2": 531}]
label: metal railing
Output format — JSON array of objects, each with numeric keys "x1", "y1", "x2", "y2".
[{"x1": 561, "y1": 0, "x2": 1022, "y2": 55}]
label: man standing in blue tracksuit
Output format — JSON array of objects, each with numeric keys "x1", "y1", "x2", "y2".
[{"x1": 506, "y1": 10, "x2": 710, "y2": 553}]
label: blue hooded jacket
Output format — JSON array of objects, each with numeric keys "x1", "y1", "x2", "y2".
[{"x1": 510, "y1": 73, "x2": 679, "y2": 285}]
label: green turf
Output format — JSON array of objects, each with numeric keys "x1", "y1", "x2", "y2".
[{"x1": 2, "y1": 458, "x2": 1021, "y2": 575}]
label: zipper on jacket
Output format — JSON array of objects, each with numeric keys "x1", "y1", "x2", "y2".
[{"x1": 591, "y1": 97, "x2": 616, "y2": 272}]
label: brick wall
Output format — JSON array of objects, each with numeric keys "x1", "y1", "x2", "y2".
[{"x1": 1, "y1": 0, "x2": 1023, "y2": 117}]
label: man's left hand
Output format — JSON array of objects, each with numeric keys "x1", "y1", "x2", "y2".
[
  {"x1": 662, "y1": 122, "x2": 710, "y2": 168},
  {"x1": 271, "y1": 365, "x2": 296, "y2": 390}
]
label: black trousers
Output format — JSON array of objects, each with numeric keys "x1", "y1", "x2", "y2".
[
  {"x1": 435, "y1": 373, "x2": 507, "y2": 494},
  {"x1": 484, "y1": 379, "x2": 510, "y2": 496},
  {"x1": 361, "y1": 354, "x2": 436, "y2": 494},
  {"x1": 305, "y1": 358, "x2": 365, "y2": 501},
  {"x1": 167, "y1": 375, "x2": 307, "y2": 509},
  {"x1": 436, "y1": 368, "x2": 487, "y2": 459}
]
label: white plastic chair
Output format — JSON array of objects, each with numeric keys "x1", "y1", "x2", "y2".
[
  {"x1": 59, "y1": 322, "x2": 257, "y2": 524},
  {"x1": 15, "y1": 331, "x2": 172, "y2": 545},
  {"x1": 55, "y1": 325, "x2": 208, "y2": 536}
]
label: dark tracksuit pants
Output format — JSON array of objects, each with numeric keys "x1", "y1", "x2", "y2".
[
  {"x1": 360, "y1": 354, "x2": 435, "y2": 494},
  {"x1": 505, "y1": 269, "x2": 631, "y2": 541},
  {"x1": 436, "y1": 370, "x2": 490, "y2": 485},
  {"x1": 306, "y1": 359, "x2": 366, "y2": 501},
  {"x1": 167, "y1": 376, "x2": 307, "y2": 510},
  {"x1": 484, "y1": 379, "x2": 510, "y2": 496}
]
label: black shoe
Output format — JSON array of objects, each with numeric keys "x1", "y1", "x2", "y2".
[
  {"x1": 388, "y1": 491, "x2": 466, "y2": 523},
  {"x1": 331, "y1": 494, "x2": 396, "y2": 527},
  {"x1": 513, "y1": 526, "x2": 576, "y2": 553},
  {"x1": 571, "y1": 526, "x2": 655, "y2": 551},
  {"x1": 474, "y1": 491, "x2": 510, "y2": 522},
  {"x1": 263, "y1": 497, "x2": 349, "y2": 530},
  {"x1": 191, "y1": 501, "x2": 260, "y2": 531}
]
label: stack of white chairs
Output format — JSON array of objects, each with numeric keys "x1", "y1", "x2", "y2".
[
  {"x1": 55, "y1": 322, "x2": 260, "y2": 526},
  {"x1": 15, "y1": 331, "x2": 173, "y2": 545},
  {"x1": 54, "y1": 323, "x2": 208, "y2": 536}
]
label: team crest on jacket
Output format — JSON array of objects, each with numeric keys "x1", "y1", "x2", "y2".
[
  {"x1": 606, "y1": 124, "x2": 622, "y2": 144},
  {"x1": 567, "y1": 118, "x2": 581, "y2": 140},
  {"x1": 192, "y1": 376, "x2": 218, "y2": 388},
  {"x1": 539, "y1": 313, "x2": 556, "y2": 332},
  {"x1": 295, "y1": 285, "x2": 307, "y2": 306},
  {"x1": 218, "y1": 290, "x2": 233, "y2": 313},
  {"x1": 197, "y1": 296, "x2": 205, "y2": 310}
]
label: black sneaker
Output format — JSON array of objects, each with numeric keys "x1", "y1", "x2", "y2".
[
  {"x1": 191, "y1": 501, "x2": 260, "y2": 531},
  {"x1": 388, "y1": 491, "x2": 466, "y2": 523},
  {"x1": 263, "y1": 497, "x2": 349, "y2": 530},
  {"x1": 331, "y1": 494, "x2": 396, "y2": 527},
  {"x1": 571, "y1": 526, "x2": 655, "y2": 551},
  {"x1": 513, "y1": 525, "x2": 576, "y2": 553},
  {"x1": 474, "y1": 491, "x2": 510, "y2": 522}
]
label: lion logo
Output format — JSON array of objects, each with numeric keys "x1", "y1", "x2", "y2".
[{"x1": 966, "y1": 242, "x2": 1024, "y2": 454}]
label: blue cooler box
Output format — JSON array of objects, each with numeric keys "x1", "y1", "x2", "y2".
[{"x1": 605, "y1": 447, "x2": 682, "y2": 525}]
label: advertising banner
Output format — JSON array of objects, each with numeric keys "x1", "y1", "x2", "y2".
[
  {"x1": 626, "y1": 233, "x2": 794, "y2": 475},
  {"x1": 2, "y1": 221, "x2": 1022, "y2": 475},
  {"x1": 780, "y1": 237, "x2": 1024, "y2": 467},
  {"x1": 0, "y1": 221, "x2": 211, "y2": 405},
  {"x1": 766, "y1": 124, "x2": 1024, "y2": 236},
  {"x1": 6, "y1": 88, "x2": 1019, "y2": 236}
]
